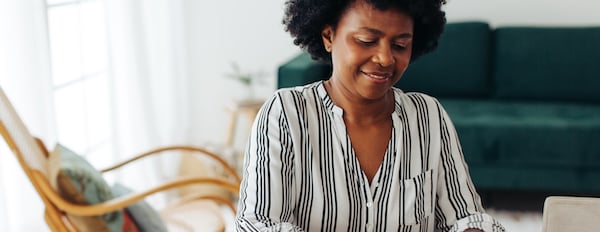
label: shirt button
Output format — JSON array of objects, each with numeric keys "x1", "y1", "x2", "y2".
[
  {"x1": 366, "y1": 223, "x2": 373, "y2": 231},
  {"x1": 366, "y1": 202, "x2": 373, "y2": 208}
]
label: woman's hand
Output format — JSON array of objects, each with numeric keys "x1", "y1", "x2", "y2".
[{"x1": 464, "y1": 229, "x2": 483, "y2": 232}]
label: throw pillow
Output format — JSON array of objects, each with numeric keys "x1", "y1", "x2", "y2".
[
  {"x1": 48, "y1": 144, "x2": 139, "y2": 232},
  {"x1": 112, "y1": 183, "x2": 168, "y2": 232}
]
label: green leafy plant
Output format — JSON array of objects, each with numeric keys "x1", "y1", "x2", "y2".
[{"x1": 225, "y1": 62, "x2": 267, "y2": 87}]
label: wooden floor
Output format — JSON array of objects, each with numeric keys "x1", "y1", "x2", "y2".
[
  {"x1": 480, "y1": 190, "x2": 543, "y2": 231},
  {"x1": 487, "y1": 208, "x2": 542, "y2": 231}
]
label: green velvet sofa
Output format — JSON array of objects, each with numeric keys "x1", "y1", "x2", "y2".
[{"x1": 277, "y1": 22, "x2": 600, "y2": 193}]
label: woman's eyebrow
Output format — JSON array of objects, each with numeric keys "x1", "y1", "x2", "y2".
[{"x1": 358, "y1": 27, "x2": 413, "y2": 38}]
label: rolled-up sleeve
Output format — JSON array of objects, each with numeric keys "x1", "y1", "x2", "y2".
[
  {"x1": 434, "y1": 100, "x2": 505, "y2": 232},
  {"x1": 450, "y1": 213, "x2": 506, "y2": 232}
]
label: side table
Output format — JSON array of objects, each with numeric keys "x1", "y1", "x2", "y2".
[{"x1": 224, "y1": 99, "x2": 264, "y2": 171}]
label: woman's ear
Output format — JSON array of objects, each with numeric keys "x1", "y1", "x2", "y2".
[{"x1": 321, "y1": 26, "x2": 333, "y2": 52}]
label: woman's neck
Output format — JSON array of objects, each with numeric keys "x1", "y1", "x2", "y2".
[{"x1": 324, "y1": 80, "x2": 394, "y2": 126}]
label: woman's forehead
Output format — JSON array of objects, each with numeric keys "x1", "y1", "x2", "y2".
[{"x1": 337, "y1": 0, "x2": 414, "y2": 34}]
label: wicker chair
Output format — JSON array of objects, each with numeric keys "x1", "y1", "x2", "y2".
[{"x1": 0, "y1": 86, "x2": 240, "y2": 232}]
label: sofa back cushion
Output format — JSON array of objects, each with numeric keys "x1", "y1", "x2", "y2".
[
  {"x1": 493, "y1": 26, "x2": 600, "y2": 102},
  {"x1": 397, "y1": 22, "x2": 493, "y2": 98},
  {"x1": 277, "y1": 52, "x2": 331, "y2": 89}
]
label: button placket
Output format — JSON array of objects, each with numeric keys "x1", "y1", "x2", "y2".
[{"x1": 363, "y1": 175, "x2": 375, "y2": 232}]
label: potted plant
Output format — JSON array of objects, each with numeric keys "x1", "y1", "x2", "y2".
[{"x1": 225, "y1": 62, "x2": 266, "y2": 100}]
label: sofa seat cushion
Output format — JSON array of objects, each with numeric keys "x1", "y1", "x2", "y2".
[
  {"x1": 467, "y1": 165, "x2": 600, "y2": 192},
  {"x1": 440, "y1": 99, "x2": 600, "y2": 168}
]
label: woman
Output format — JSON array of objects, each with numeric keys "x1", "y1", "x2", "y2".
[{"x1": 236, "y1": 0, "x2": 505, "y2": 231}]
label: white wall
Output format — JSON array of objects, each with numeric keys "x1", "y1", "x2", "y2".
[
  {"x1": 184, "y1": 1, "x2": 300, "y2": 146},
  {"x1": 184, "y1": 0, "x2": 600, "y2": 147}
]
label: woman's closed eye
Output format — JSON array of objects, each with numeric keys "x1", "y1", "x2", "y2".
[
  {"x1": 356, "y1": 38, "x2": 377, "y2": 46},
  {"x1": 356, "y1": 37, "x2": 409, "y2": 51},
  {"x1": 393, "y1": 43, "x2": 408, "y2": 50}
]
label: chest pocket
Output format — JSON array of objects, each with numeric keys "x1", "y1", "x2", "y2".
[{"x1": 400, "y1": 169, "x2": 435, "y2": 225}]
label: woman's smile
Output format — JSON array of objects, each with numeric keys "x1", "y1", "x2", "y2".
[{"x1": 362, "y1": 70, "x2": 394, "y2": 84}]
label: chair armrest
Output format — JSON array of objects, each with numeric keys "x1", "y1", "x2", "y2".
[
  {"x1": 99, "y1": 145, "x2": 241, "y2": 183},
  {"x1": 34, "y1": 170, "x2": 239, "y2": 216}
]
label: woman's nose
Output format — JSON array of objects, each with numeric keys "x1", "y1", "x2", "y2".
[{"x1": 372, "y1": 45, "x2": 395, "y2": 67}]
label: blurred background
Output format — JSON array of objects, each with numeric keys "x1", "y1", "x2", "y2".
[{"x1": 1, "y1": 0, "x2": 599, "y2": 231}]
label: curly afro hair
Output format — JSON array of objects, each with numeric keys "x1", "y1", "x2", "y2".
[{"x1": 283, "y1": 0, "x2": 446, "y2": 64}]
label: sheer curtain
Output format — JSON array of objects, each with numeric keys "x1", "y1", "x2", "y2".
[
  {"x1": 0, "y1": 0, "x2": 190, "y2": 230},
  {"x1": 105, "y1": 0, "x2": 191, "y2": 203},
  {"x1": 0, "y1": 1, "x2": 56, "y2": 231}
]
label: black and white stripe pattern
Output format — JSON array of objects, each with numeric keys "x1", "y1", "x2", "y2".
[{"x1": 236, "y1": 81, "x2": 505, "y2": 232}]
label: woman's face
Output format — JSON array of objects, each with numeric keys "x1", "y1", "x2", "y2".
[{"x1": 322, "y1": 0, "x2": 414, "y2": 101}]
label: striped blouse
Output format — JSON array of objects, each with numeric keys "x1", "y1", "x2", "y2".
[{"x1": 236, "y1": 81, "x2": 505, "y2": 232}]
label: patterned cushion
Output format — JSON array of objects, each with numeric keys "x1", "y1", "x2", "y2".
[
  {"x1": 49, "y1": 144, "x2": 139, "y2": 232},
  {"x1": 112, "y1": 183, "x2": 168, "y2": 232}
]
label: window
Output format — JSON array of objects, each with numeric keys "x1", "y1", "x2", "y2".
[{"x1": 46, "y1": 0, "x2": 115, "y2": 167}]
